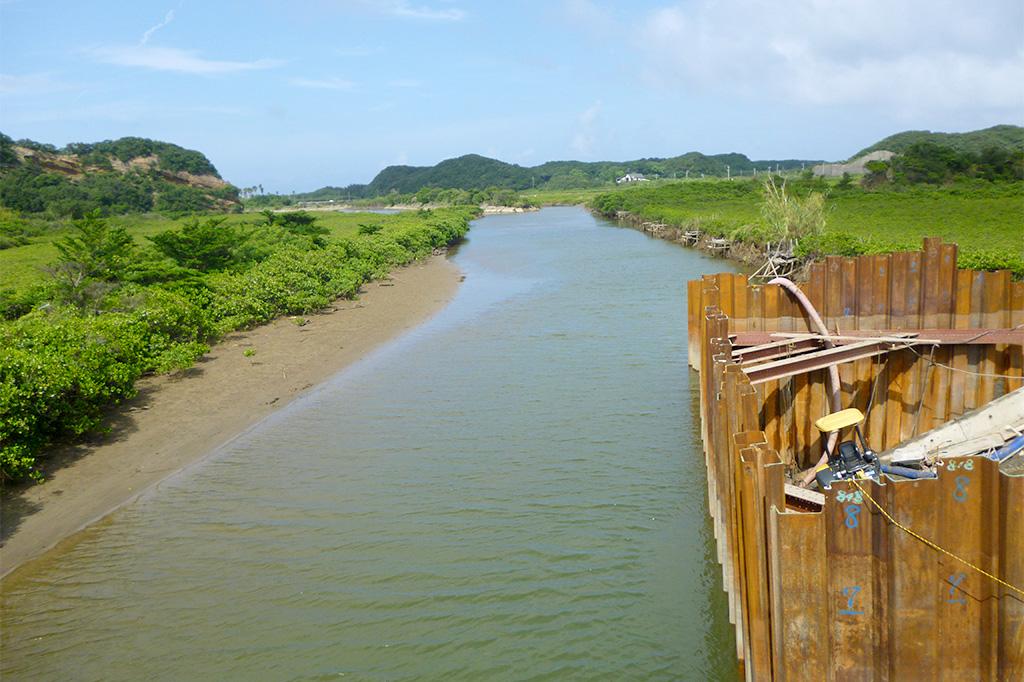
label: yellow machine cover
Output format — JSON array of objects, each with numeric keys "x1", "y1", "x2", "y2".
[{"x1": 814, "y1": 408, "x2": 865, "y2": 433}]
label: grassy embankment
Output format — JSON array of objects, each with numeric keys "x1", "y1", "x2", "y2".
[
  {"x1": 0, "y1": 207, "x2": 477, "y2": 481},
  {"x1": 584, "y1": 179, "x2": 1024, "y2": 277}
]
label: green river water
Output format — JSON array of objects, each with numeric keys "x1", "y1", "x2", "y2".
[{"x1": 1, "y1": 207, "x2": 738, "y2": 680}]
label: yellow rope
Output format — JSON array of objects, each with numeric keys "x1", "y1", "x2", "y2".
[{"x1": 849, "y1": 478, "x2": 1024, "y2": 598}]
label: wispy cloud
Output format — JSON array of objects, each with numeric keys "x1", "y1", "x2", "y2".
[
  {"x1": 346, "y1": 1, "x2": 465, "y2": 21},
  {"x1": 389, "y1": 78, "x2": 422, "y2": 88},
  {"x1": 571, "y1": 100, "x2": 602, "y2": 156},
  {"x1": 386, "y1": 1, "x2": 464, "y2": 21},
  {"x1": 290, "y1": 76, "x2": 355, "y2": 90},
  {"x1": 0, "y1": 72, "x2": 78, "y2": 96},
  {"x1": 89, "y1": 45, "x2": 282, "y2": 75},
  {"x1": 4, "y1": 100, "x2": 249, "y2": 124},
  {"x1": 140, "y1": 9, "x2": 175, "y2": 45}
]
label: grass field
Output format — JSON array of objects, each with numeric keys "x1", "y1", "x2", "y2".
[
  {"x1": 1, "y1": 210, "x2": 411, "y2": 293},
  {"x1": 587, "y1": 179, "x2": 1024, "y2": 275}
]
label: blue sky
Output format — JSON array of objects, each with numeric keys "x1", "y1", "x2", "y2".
[{"x1": 2, "y1": 0, "x2": 1022, "y2": 192}]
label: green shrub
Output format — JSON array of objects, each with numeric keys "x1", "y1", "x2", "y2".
[{"x1": 0, "y1": 207, "x2": 475, "y2": 481}]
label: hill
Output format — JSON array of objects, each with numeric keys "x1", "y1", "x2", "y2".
[
  {"x1": 298, "y1": 151, "x2": 824, "y2": 201},
  {"x1": 0, "y1": 133, "x2": 240, "y2": 216},
  {"x1": 853, "y1": 124, "x2": 1024, "y2": 159}
]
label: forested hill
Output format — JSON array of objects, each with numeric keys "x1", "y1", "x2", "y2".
[
  {"x1": 853, "y1": 125, "x2": 1024, "y2": 159},
  {"x1": 300, "y1": 151, "x2": 823, "y2": 200},
  {"x1": 0, "y1": 133, "x2": 240, "y2": 216}
]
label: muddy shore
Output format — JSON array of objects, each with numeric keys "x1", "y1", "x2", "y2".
[{"x1": 1, "y1": 255, "x2": 461, "y2": 579}]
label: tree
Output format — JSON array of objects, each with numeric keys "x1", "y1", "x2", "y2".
[
  {"x1": 54, "y1": 211, "x2": 134, "y2": 281},
  {"x1": 260, "y1": 210, "x2": 330, "y2": 246},
  {"x1": 50, "y1": 211, "x2": 135, "y2": 306},
  {"x1": 149, "y1": 217, "x2": 242, "y2": 271}
]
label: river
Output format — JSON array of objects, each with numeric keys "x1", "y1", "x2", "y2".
[{"x1": 1, "y1": 207, "x2": 738, "y2": 680}]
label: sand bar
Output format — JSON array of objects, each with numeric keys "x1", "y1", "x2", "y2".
[{"x1": 1, "y1": 255, "x2": 461, "y2": 579}]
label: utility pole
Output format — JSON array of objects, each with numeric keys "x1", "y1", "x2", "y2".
[{"x1": 726, "y1": 164, "x2": 731, "y2": 180}]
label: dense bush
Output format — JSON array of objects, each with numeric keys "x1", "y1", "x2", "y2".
[{"x1": 0, "y1": 208, "x2": 475, "y2": 481}]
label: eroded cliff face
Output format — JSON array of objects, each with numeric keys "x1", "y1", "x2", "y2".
[{"x1": 8, "y1": 144, "x2": 240, "y2": 212}]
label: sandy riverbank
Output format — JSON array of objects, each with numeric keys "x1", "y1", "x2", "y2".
[{"x1": 1, "y1": 255, "x2": 462, "y2": 579}]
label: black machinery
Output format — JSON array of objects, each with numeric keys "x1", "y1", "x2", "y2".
[{"x1": 813, "y1": 408, "x2": 880, "y2": 490}]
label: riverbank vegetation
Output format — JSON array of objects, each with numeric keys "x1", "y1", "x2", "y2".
[
  {"x1": 590, "y1": 171, "x2": 1023, "y2": 277},
  {"x1": 0, "y1": 206, "x2": 476, "y2": 482},
  {"x1": 243, "y1": 185, "x2": 535, "y2": 212}
]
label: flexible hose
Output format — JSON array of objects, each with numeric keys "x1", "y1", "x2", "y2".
[
  {"x1": 881, "y1": 464, "x2": 937, "y2": 480},
  {"x1": 767, "y1": 277, "x2": 842, "y2": 455}
]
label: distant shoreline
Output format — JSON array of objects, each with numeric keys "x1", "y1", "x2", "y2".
[
  {"x1": 267, "y1": 203, "x2": 540, "y2": 214},
  {"x1": 1, "y1": 255, "x2": 462, "y2": 580}
]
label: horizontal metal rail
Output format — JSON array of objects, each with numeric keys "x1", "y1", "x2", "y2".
[
  {"x1": 730, "y1": 327, "x2": 1023, "y2": 347},
  {"x1": 742, "y1": 338, "x2": 921, "y2": 384}
]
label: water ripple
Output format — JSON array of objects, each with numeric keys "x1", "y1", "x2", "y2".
[{"x1": 1, "y1": 208, "x2": 737, "y2": 681}]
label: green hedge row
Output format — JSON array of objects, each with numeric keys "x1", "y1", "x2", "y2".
[{"x1": 0, "y1": 209, "x2": 473, "y2": 481}]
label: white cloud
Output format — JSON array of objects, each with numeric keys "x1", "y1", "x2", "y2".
[
  {"x1": 89, "y1": 45, "x2": 282, "y2": 75},
  {"x1": 571, "y1": 100, "x2": 602, "y2": 156},
  {"x1": 342, "y1": 1, "x2": 464, "y2": 21},
  {"x1": 625, "y1": 0, "x2": 1024, "y2": 115},
  {"x1": 290, "y1": 76, "x2": 356, "y2": 90},
  {"x1": 0, "y1": 72, "x2": 77, "y2": 96},
  {"x1": 384, "y1": 1, "x2": 464, "y2": 21},
  {"x1": 140, "y1": 9, "x2": 175, "y2": 45}
]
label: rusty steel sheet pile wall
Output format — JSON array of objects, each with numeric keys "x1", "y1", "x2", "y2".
[
  {"x1": 690, "y1": 239, "x2": 1024, "y2": 680},
  {"x1": 687, "y1": 238, "x2": 1024, "y2": 474}
]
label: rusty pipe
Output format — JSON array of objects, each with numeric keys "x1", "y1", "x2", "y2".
[{"x1": 767, "y1": 277, "x2": 842, "y2": 456}]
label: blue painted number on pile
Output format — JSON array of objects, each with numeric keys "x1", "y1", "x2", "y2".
[
  {"x1": 947, "y1": 572, "x2": 967, "y2": 605},
  {"x1": 839, "y1": 586, "x2": 863, "y2": 616},
  {"x1": 953, "y1": 476, "x2": 970, "y2": 503},
  {"x1": 844, "y1": 504, "x2": 861, "y2": 529}
]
